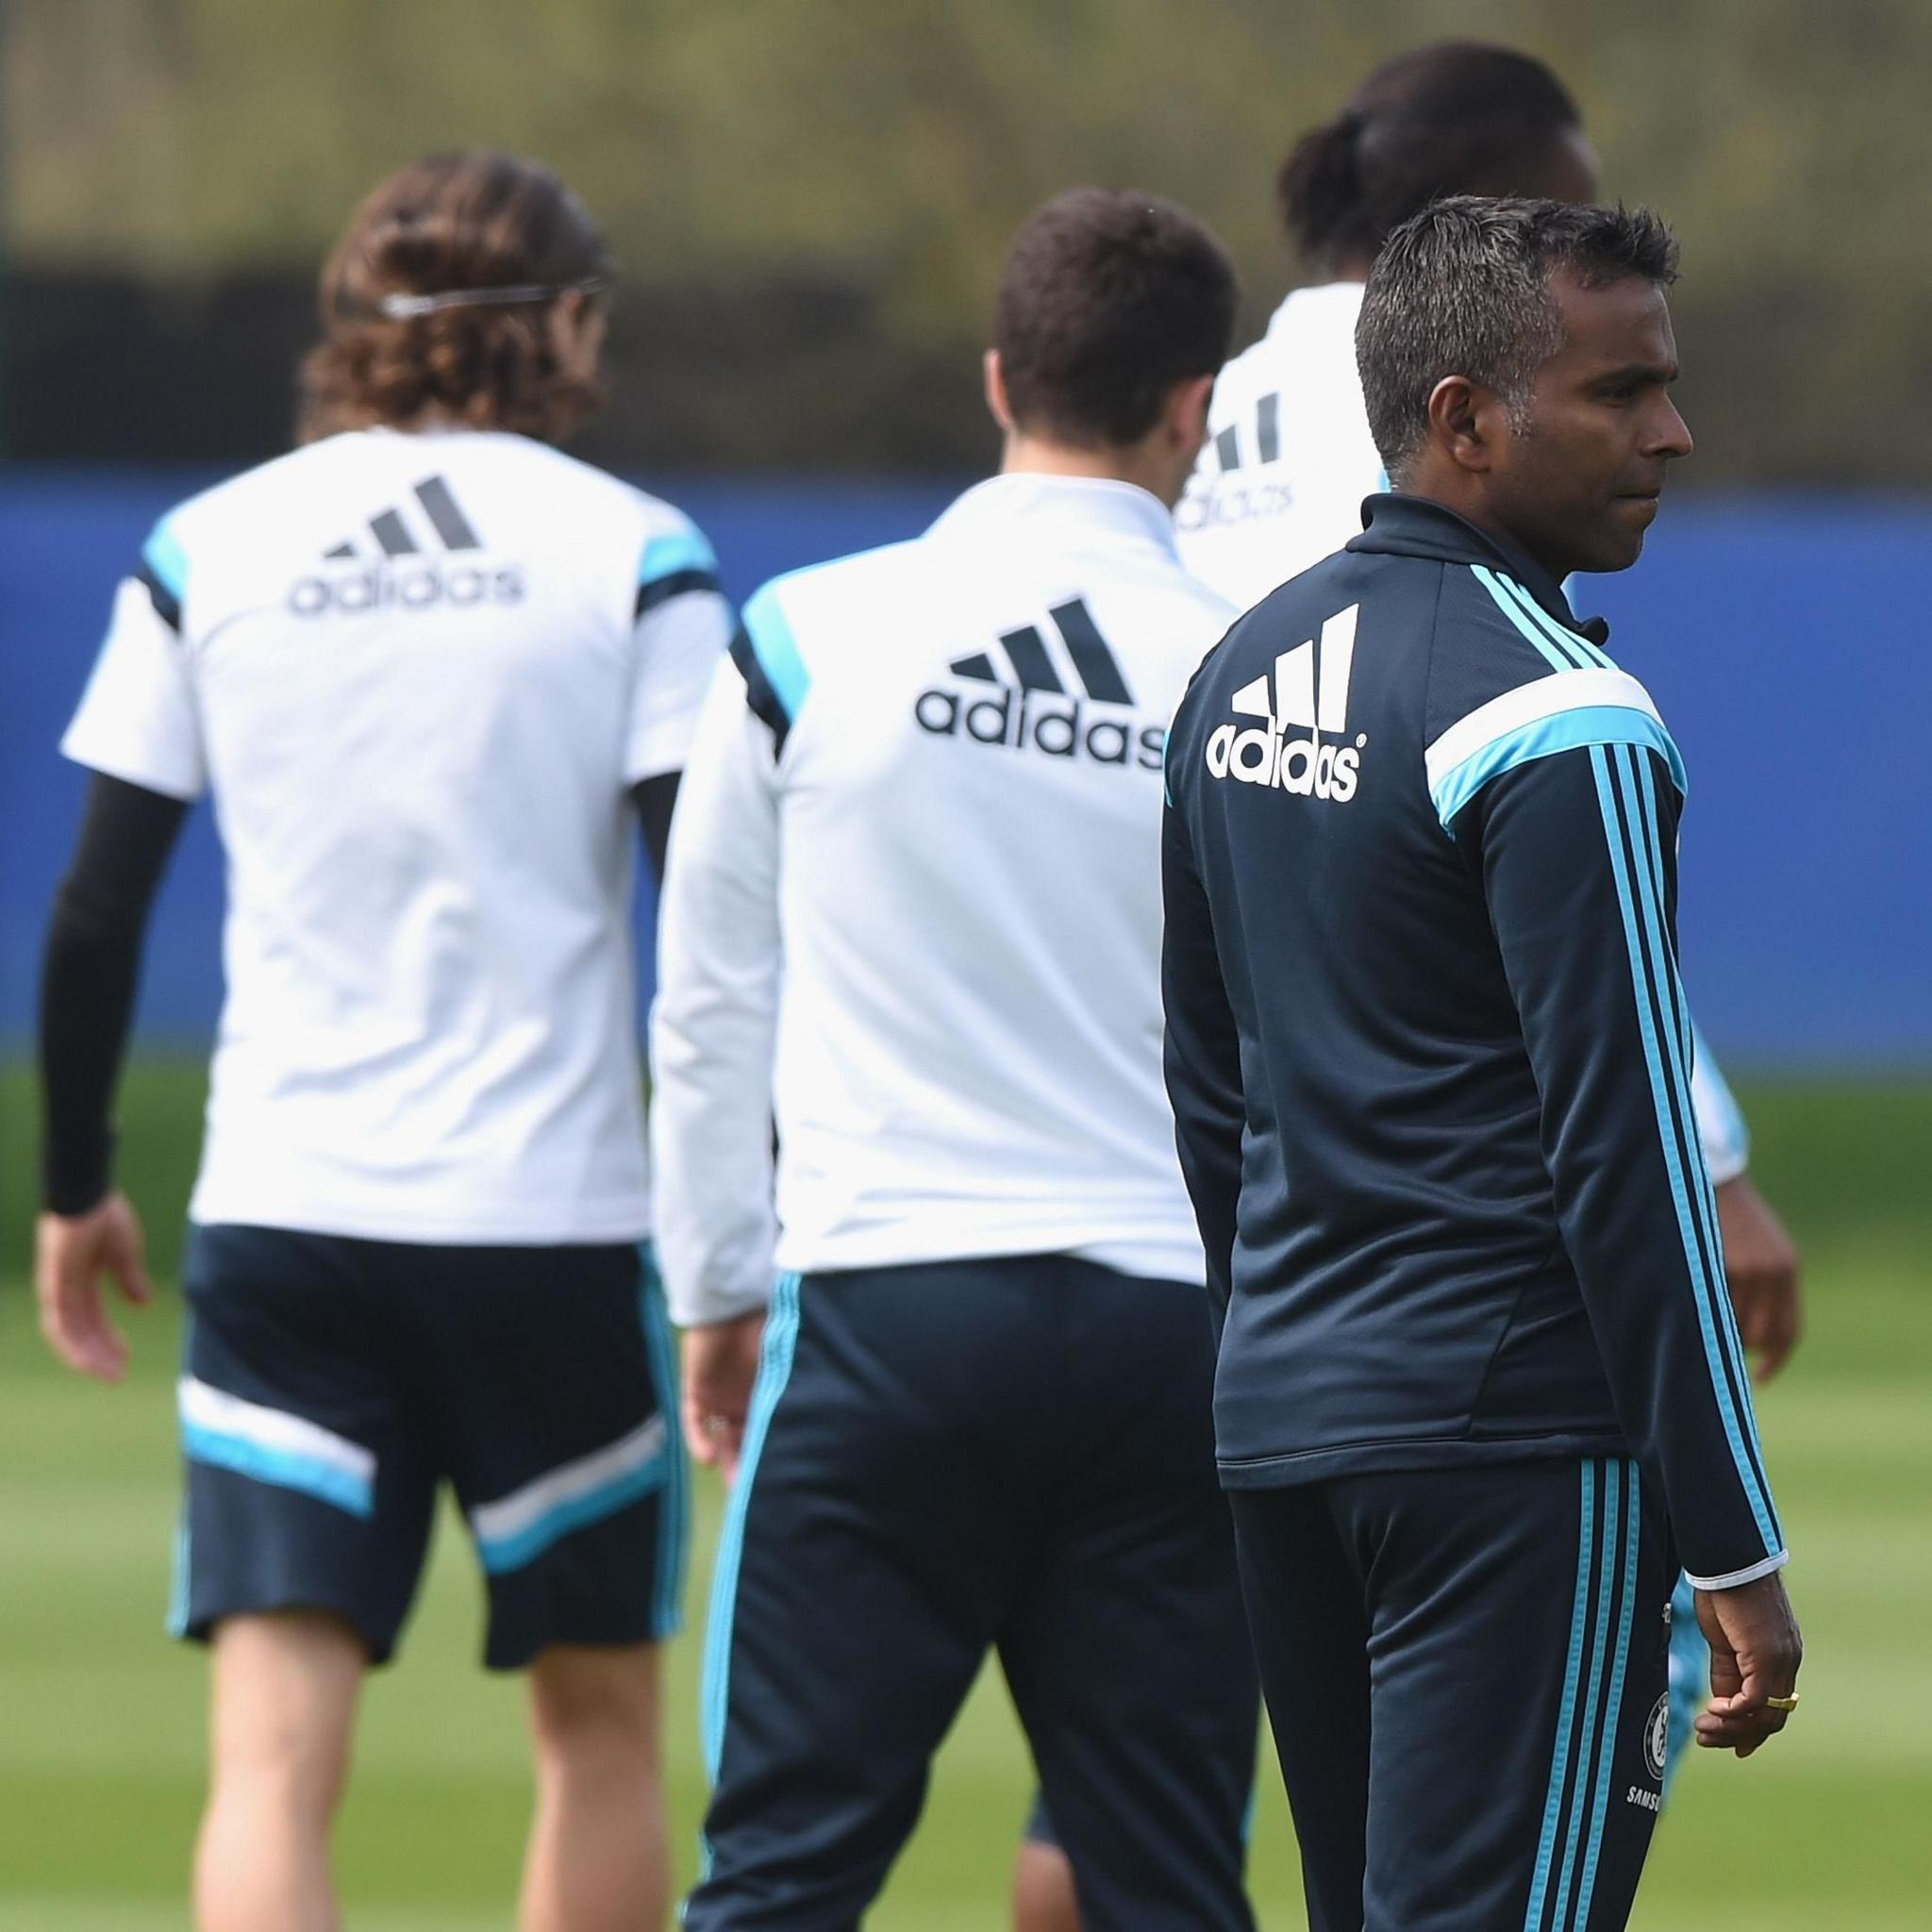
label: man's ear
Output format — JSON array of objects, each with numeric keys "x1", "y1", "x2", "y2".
[
  {"x1": 1165, "y1": 372, "x2": 1217, "y2": 449},
  {"x1": 984, "y1": 349, "x2": 1014, "y2": 433},
  {"x1": 1424, "y1": 375, "x2": 1499, "y2": 475},
  {"x1": 547, "y1": 289, "x2": 589, "y2": 364},
  {"x1": 547, "y1": 288, "x2": 609, "y2": 386}
]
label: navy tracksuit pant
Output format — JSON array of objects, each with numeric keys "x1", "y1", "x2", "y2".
[
  {"x1": 1232, "y1": 1457, "x2": 1675, "y2": 1932},
  {"x1": 688, "y1": 1256, "x2": 1258, "y2": 1931}
]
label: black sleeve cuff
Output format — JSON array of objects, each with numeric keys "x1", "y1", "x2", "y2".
[{"x1": 43, "y1": 1125, "x2": 117, "y2": 1218}]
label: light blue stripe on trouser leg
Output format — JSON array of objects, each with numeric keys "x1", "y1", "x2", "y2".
[
  {"x1": 1551, "y1": 1460, "x2": 1623, "y2": 1930},
  {"x1": 1525, "y1": 1458, "x2": 1650, "y2": 1932},
  {"x1": 1524, "y1": 1461, "x2": 1597, "y2": 1931},
  {"x1": 166, "y1": 1309, "x2": 194, "y2": 1637},
  {"x1": 694, "y1": 1273, "x2": 802, "y2": 1882},
  {"x1": 1574, "y1": 1460, "x2": 1643, "y2": 1924},
  {"x1": 638, "y1": 1243, "x2": 691, "y2": 1639}
]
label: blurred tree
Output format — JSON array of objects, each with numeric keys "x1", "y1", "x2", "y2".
[{"x1": 5, "y1": 0, "x2": 1928, "y2": 478}]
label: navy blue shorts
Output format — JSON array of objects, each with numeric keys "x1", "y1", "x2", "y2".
[
  {"x1": 173, "y1": 1223, "x2": 689, "y2": 1670},
  {"x1": 688, "y1": 1256, "x2": 1258, "y2": 1932},
  {"x1": 1233, "y1": 1457, "x2": 1674, "y2": 1932}
]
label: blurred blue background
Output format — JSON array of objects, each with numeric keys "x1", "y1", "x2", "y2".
[{"x1": 4, "y1": 473, "x2": 1926, "y2": 1068}]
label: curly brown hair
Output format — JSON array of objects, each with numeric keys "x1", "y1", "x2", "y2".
[{"x1": 297, "y1": 151, "x2": 611, "y2": 444}]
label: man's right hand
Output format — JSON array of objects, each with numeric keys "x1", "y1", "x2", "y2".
[
  {"x1": 36, "y1": 1191, "x2": 153, "y2": 1383},
  {"x1": 1694, "y1": 1572, "x2": 1803, "y2": 1757},
  {"x1": 1715, "y1": 1174, "x2": 1803, "y2": 1383},
  {"x1": 680, "y1": 1310, "x2": 769, "y2": 1480}
]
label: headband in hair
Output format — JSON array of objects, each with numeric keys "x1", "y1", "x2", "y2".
[{"x1": 376, "y1": 275, "x2": 608, "y2": 320}]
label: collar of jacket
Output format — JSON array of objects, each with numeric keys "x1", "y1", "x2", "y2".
[{"x1": 1344, "y1": 491, "x2": 1611, "y2": 647}]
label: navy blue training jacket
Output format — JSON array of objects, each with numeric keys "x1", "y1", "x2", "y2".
[{"x1": 1161, "y1": 492, "x2": 1787, "y2": 1590}]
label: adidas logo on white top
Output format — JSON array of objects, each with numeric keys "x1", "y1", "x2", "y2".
[
  {"x1": 1206, "y1": 603, "x2": 1364, "y2": 802},
  {"x1": 288, "y1": 475, "x2": 525, "y2": 617},
  {"x1": 914, "y1": 596, "x2": 1165, "y2": 771}
]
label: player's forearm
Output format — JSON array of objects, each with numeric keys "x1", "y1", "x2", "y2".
[
  {"x1": 40, "y1": 903, "x2": 139, "y2": 1213},
  {"x1": 38, "y1": 775, "x2": 188, "y2": 1213},
  {"x1": 648, "y1": 1003, "x2": 781, "y2": 1326},
  {"x1": 648, "y1": 647, "x2": 791, "y2": 1324}
]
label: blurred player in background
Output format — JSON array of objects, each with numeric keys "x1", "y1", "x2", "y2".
[
  {"x1": 653, "y1": 188, "x2": 1258, "y2": 1930},
  {"x1": 35, "y1": 153, "x2": 728, "y2": 1932}
]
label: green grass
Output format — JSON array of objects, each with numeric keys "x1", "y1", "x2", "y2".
[{"x1": 2, "y1": 1063, "x2": 1929, "y2": 1928}]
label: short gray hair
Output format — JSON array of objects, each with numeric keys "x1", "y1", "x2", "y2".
[{"x1": 1355, "y1": 196, "x2": 1679, "y2": 477}]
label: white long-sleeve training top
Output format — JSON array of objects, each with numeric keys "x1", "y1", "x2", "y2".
[{"x1": 650, "y1": 473, "x2": 1239, "y2": 1326}]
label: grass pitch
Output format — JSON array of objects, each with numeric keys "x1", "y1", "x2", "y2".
[{"x1": 1, "y1": 1063, "x2": 1927, "y2": 1928}]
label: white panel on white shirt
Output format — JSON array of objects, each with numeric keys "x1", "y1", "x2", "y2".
[
  {"x1": 60, "y1": 427, "x2": 732, "y2": 1243},
  {"x1": 651, "y1": 475, "x2": 1236, "y2": 1324},
  {"x1": 1176, "y1": 281, "x2": 1382, "y2": 616}
]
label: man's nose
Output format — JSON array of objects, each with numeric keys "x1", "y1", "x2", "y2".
[{"x1": 1646, "y1": 397, "x2": 1693, "y2": 461}]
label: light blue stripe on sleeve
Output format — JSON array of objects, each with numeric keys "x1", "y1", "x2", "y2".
[
  {"x1": 180, "y1": 1424, "x2": 375, "y2": 1518},
  {"x1": 740, "y1": 586, "x2": 811, "y2": 724},
  {"x1": 1628, "y1": 753, "x2": 1778, "y2": 1542},
  {"x1": 1627, "y1": 755, "x2": 1760, "y2": 1397},
  {"x1": 639, "y1": 525, "x2": 718, "y2": 586},
  {"x1": 142, "y1": 522, "x2": 190, "y2": 601},
  {"x1": 1432, "y1": 706, "x2": 1684, "y2": 830},
  {"x1": 1591, "y1": 746, "x2": 1782, "y2": 1556},
  {"x1": 1524, "y1": 1461, "x2": 1595, "y2": 1932},
  {"x1": 1614, "y1": 742, "x2": 1778, "y2": 1548}
]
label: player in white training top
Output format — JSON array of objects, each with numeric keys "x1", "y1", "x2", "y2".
[
  {"x1": 36, "y1": 154, "x2": 727, "y2": 1932},
  {"x1": 655, "y1": 189, "x2": 1259, "y2": 1932}
]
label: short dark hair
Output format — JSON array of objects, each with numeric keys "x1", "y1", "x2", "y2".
[
  {"x1": 299, "y1": 150, "x2": 610, "y2": 444},
  {"x1": 994, "y1": 188, "x2": 1239, "y2": 448},
  {"x1": 1356, "y1": 196, "x2": 1679, "y2": 476},
  {"x1": 1278, "y1": 42, "x2": 1582, "y2": 271}
]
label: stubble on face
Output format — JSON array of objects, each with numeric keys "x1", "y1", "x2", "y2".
[{"x1": 1494, "y1": 272, "x2": 1690, "y2": 579}]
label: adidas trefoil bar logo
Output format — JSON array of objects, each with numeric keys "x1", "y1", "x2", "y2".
[
  {"x1": 288, "y1": 475, "x2": 525, "y2": 617},
  {"x1": 1206, "y1": 603, "x2": 1364, "y2": 801},
  {"x1": 914, "y1": 597, "x2": 1164, "y2": 771}
]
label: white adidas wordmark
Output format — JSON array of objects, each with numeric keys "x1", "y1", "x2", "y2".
[{"x1": 1207, "y1": 604, "x2": 1364, "y2": 802}]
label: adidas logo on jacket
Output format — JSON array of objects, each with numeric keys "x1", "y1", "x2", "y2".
[{"x1": 913, "y1": 595, "x2": 1165, "y2": 770}]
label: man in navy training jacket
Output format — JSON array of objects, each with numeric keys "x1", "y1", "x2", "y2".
[{"x1": 1161, "y1": 197, "x2": 1803, "y2": 1932}]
